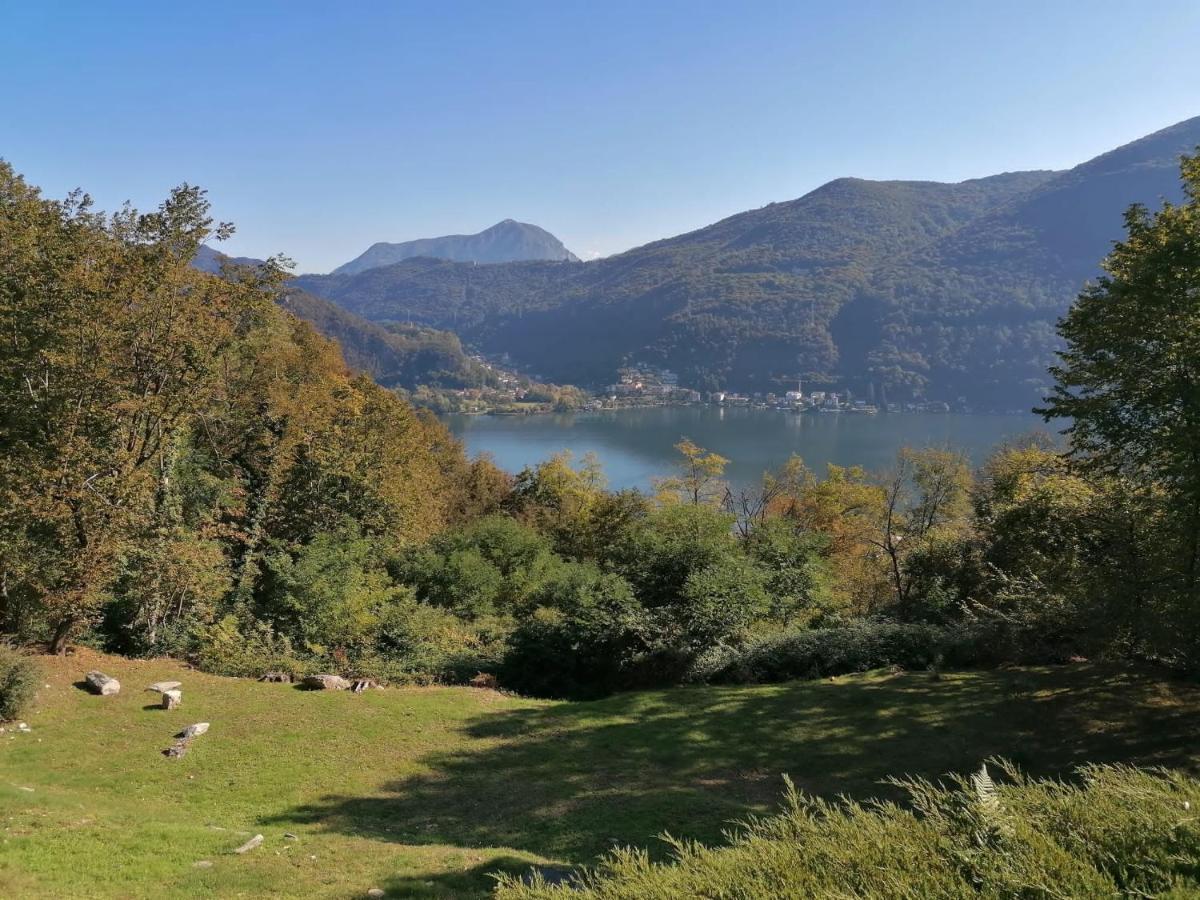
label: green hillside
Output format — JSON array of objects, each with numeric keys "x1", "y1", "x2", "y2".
[
  {"x1": 293, "y1": 116, "x2": 1200, "y2": 406},
  {"x1": 3, "y1": 651, "x2": 1199, "y2": 898}
]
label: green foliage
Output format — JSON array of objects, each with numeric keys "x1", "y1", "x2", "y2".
[
  {"x1": 0, "y1": 163, "x2": 474, "y2": 656},
  {"x1": 191, "y1": 615, "x2": 302, "y2": 678},
  {"x1": 694, "y1": 622, "x2": 990, "y2": 685},
  {"x1": 501, "y1": 565, "x2": 646, "y2": 699},
  {"x1": 0, "y1": 644, "x2": 40, "y2": 721},
  {"x1": 497, "y1": 764, "x2": 1200, "y2": 899},
  {"x1": 1040, "y1": 152, "x2": 1200, "y2": 661}
]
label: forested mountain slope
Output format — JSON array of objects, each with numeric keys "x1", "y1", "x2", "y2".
[
  {"x1": 196, "y1": 246, "x2": 493, "y2": 389},
  {"x1": 294, "y1": 116, "x2": 1200, "y2": 405}
]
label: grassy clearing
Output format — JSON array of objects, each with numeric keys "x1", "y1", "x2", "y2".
[{"x1": 2, "y1": 652, "x2": 1199, "y2": 898}]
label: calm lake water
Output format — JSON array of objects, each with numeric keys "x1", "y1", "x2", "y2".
[{"x1": 443, "y1": 407, "x2": 1051, "y2": 492}]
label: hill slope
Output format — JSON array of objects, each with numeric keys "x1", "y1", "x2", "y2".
[
  {"x1": 294, "y1": 115, "x2": 1200, "y2": 406},
  {"x1": 333, "y1": 219, "x2": 579, "y2": 275},
  {"x1": 194, "y1": 246, "x2": 493, "y2": 390},
  {"x1": 3, "y1": 652, "x2": 1199, "y2": 897}
]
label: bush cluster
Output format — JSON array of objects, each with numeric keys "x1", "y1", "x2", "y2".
[
  {"x1": 0, "y1": 645, "x2": 40, "y2": 721},
  {"x1": 497, "y1": 764, "x2": 1200, "y2": 898}
]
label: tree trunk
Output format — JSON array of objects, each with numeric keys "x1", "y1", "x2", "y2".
[{"x1": 48, "y1": 617, "x2": 74, "y2": 654}]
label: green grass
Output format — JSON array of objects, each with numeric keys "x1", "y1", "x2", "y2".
[{"x1": 3, "y1": 651, "x2": 1200, "y2": 898}]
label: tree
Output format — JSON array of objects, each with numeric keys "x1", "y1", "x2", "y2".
[
  {"x1": 871, "y1": 448, "x2": 972, "y2": 613},
  {"x1": 655, "y1": 439, "x2": 729, "y2": 506},
  {"x1": 1039, "y1": 152, "x2": 1200, "y2": 602}
]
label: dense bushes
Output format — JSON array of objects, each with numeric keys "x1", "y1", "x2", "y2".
[
  {"x1": 0, "y1": 645, "x2": 40, "y2": 721},
  {"x1": 497, "y1": 764, "x2": 1200, "y2": 898}
]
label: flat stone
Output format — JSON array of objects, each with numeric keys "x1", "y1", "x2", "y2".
[
  {"x1": 147, "y1": 680, "x2": 182, "y2": 693},
  {"x1": 302, "y1": 674, "x2": 351, "y2": 691},
  {"x1": 367, "y1": 890, "x2": 385, "y2": 898},
  {"x1": 161, "y1": 690, "x2": 182, "y2": 710},
  {"x1": 181, "y1": 722, "x2": 209, "y2": 739},
  {"x1": 233, "y1": 834, "x2": 263, "y2": 854},
  {"x1": 194, "y1": 860, "x2": 213, "y2": 869},
  {"x1": 85, "y1": 671, "x2": 120, "y2": 696}
]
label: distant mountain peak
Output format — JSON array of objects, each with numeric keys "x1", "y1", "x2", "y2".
[{"x1": 332, "y1": 220, "x2": 578, "y2": 275}]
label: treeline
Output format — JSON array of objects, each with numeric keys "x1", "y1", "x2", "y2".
[{"x1": 0, "y1": 164, "x2": 502, "y2": 658}]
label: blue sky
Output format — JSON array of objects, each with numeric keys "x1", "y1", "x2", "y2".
[{"x1": 3, "y1": 1, "x2": 1198, "y2": 272}]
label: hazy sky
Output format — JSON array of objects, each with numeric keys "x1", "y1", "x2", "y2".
[{"x1": 3, "y1": 1, "x2": 1198, "y2": 272}]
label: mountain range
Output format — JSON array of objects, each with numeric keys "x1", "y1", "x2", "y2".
[
  {"x1": 293, "y1": 115, "x2": 1200, "y2": 408},
  {"x1": 332, "y1": 219, "x2": 578, "y2": 275}
]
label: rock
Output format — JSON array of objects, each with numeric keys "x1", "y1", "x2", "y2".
[
  {"x1": 350, "y1": 678, "x2": 380, "y2": 693},
  {"x1": 181, "y1": 722, "x2": 209, "y2": 738},
  {"x1": 233, "y1": 834, "x2": 263, "y2": 854},
  {"x1": 302, "y1": 674, "x2": 351, "y2": 691},
  {"x1": 164, "y1": 740, "x2": 189, "y2": 759},
  {"x1": 193, "y1": 860, "x2": 213, "y2": 869},
  {"x1": 367, "y1": 890, "x2": 385, "y2": 898},
  {"x1": 146, "y1": 680, "x2": 182, "y2": 693},
  {"x1": 283, "y1": 832, "x2": 298, "y2": 841},
  {"x1": 161, "y1": 689, "x2": 182, "y2": 710},
  {"x1": 17, "y1": 722, "x2": 31, "y2": 733},
  {"x1": 85, "y1": 671, "x2": 120, "y2": 696},
  {"x1": 259, "y1": 671, "x2": 293, "y2": 683}
]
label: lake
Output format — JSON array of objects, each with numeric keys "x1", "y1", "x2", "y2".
[{"x1": 442, "y1": 406, "x2": 1052, "y2": 492}]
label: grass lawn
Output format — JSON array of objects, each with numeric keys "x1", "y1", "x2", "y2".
[{"x1": 3, "y1": 651, "x2": 1200, "y2": 898}]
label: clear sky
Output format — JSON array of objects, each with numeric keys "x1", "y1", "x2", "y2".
[{"x1": 3, "y1": 1, "x2": 1198, "y2": 272}]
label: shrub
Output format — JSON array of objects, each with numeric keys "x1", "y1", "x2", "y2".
[
  {"x1": 496, "y1": 764, "x2": 1200, "y2": 898},
  {"x1": 192, "y1": 615, "x2": 304, "y2": 678},
  {"x1": 0, "y1": 645, "x2": 41, "y2": 721},
  {"x1": 695, "y1": 622, "x2": 962, "y2": 684},
  {"x1": 500, "y1": 566, "x2": 646, "y2": 699}
]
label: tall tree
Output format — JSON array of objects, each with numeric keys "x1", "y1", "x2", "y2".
[{"x1": 1040, "y1": 152, "x2": 1200, "y2": 602}]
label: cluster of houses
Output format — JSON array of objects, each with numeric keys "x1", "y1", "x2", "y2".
[{"x1": 602, "y1": 368, "x2": 960, "y2": 414}]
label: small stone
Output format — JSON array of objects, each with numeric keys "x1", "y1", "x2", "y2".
[
  {"x1": 181, "y1": 722, "x2": 209, "y2": 739},
  {"x1": 283, "y1": 832, "x2": 298, "y2": 840},
  {"x1": 146, "y1": 680, "x2": 182, "y2": 693},
  {"x1": 17, "y1": 722, "x2": 30, "y2": 732},
  {"x1": 258, "y1": 671, "x2": 293, "y2": 683},
  {"x1": 164, "y1": 740, "x2": 189, "y2": 759},
  {"x1": 367, "y1": 890, "x2": 385, "y2": 898},
  {"x1": 85, "y1": 671, "x2": 120, "y2": 696},
  {"x1": 233, "y1": 834, "x2": 264, "y2": 854},
  {"x1": 301, "y1": 674, "x2": 351, "y2": 691},
  {"x1": 161, "y1": 690, "x2": 182, "y2": 710},
  {"x1": 351, "y1": 678, "x2": 380, "y2": 693},
  {"x1": 194, "y1": 860, "x2": 213, "y2": 869}
]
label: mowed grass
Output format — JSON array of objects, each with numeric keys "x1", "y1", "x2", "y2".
[{"x1": 3, "y1": 652, "x2": 1200, "y2": 898}]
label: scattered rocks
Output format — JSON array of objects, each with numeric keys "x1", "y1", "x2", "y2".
[
  {"x1": 301, "y1": 674, "x2": 351, "y2": 691},
  {"x1": 160, "y1": 689, "x2": 182, "y2": 710},
  {"x1": 233, "y1": 834, "x2": 263, "y2": 854},
  {"x1": 164, "y1": 739, "x2": 189, "y2": 759},
  {"x1": 146, "y1": 680, "x2": 182, "y2": 694},
  {"x1": 350, "y1": 678, "x2": 380, "y2": 693},
  {"x1": 259, "y1": 671, "x2": 293, "y2": 683},
  {"x1": 181, "y1": 722, "x2": 209, "y2": 739},
  {"x1": 85, "y1": 671, "x2": 121, "y2": 696}
]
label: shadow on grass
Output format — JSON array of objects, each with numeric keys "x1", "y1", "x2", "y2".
[
  {"x1": 369, "y1": 857, "x2": 572, "y2": 899},
  {"x1": 268, "y1": 664, "x2": 1200, "y2": 885}
]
